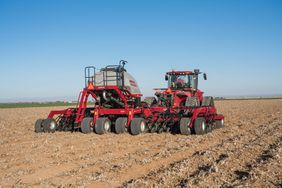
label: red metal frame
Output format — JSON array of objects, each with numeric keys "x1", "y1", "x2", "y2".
[
  {"x1": 46, "y1": 68, "x2": 224, "y2": 133},
  {"x1": 48, "y1": 84, "x2": 144, "y2": 127}
]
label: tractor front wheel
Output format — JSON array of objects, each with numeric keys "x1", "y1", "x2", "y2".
[
  {"x1": 42, "y1": 118, "x2": 57, "y2": 133},
  {"x1": 95, "y1": 118, "x2": 111, "y2": 135},
  {"x1": 194, "y1": 117, "x2": 207, "y2": 135},
  {"x1": 115, "y1": 117, "x2": 127, "y2": 134},
  {"x1": 130, "y1": 118, "x2": 146, "y2": 135},
  {"x1": 215, "y1": 119, "x2": 224, "y2": 129},
  {"x1": 180, "y1": 118, "x2": 191, "y2": 135},
  {"x1": 81, "y1": 117, "x2": 93, "y2": 134},
  {"x1": 35, "y1": 119, "x2": 44, "y2": 133}
]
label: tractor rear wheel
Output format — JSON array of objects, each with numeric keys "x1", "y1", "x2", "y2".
[
  {"x1": 95, "y1": 118, "x2": 111, "y2": 134},
  {"x1": 201, "y1": 96, "x2": 215, "y2": 107},
  {"x1": 81, "y1": 117, "x2": 93, "y2": 134},
  {"x1": 115, "y1": 117, "x2": 127, "y2": 134},
  {"x1": 215, "y1": 119, "x2": 224, "y2": 129},
  {"x1": 180, "y1": 118, "x2": 191, "y2": 135},
  {"x1": 35, "y1": 119, "x2": 44, "y2": 133},
  {"x1": 42, "y1": 118, "x2": 57, "y2": 133},
  {"x1": 130, "y1": 118, "x2": 146, "y2": 135},
  {"x1": 194, "y1": 117, "x2": 207, "y2": 135}
]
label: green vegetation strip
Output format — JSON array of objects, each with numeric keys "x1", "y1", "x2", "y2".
[{"x1": 0, "y1": 102, "x2": 77, "y2": 109}]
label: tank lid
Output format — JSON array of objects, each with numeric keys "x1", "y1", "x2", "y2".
[{"x1": 100, "y1": 66, "x2": 127, "y2": 73}]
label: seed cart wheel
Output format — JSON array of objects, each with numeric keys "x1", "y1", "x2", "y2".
[
  {"x1": 194, "y1": 117, "x2": 207, "y2": 135},
  {"x1": 180, "y1": 118, "x2": 191, "y2": 135},
  {"x1": 130, "y1": 118, "x2": 146, "y2": 135},
  {"x1": 42, "y1": 118, "x2": 57, "y2": 133},
  {"x1": 115, "y1": 117, "x2": 127, "y2": 134},
  {"x1": 95, "y1": 118, "x2": 111, "y2": 135},
  {"x1": 81, "y1": 117, "x2": 93, "y2": 134},
  {"x1": 215, "y1": 119, "x2": 224, "y2": 129},
  {"x1": 35, "y1": 119, "x2": 44, "y2": 133}
]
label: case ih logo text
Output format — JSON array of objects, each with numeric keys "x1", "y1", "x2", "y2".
[{"x1": 129, "y1": 80, "x2": 138, "y2": 87}]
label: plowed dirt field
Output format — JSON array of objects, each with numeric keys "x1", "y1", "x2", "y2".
[{"x1": 0, "y1": 99, "x2": 281, "y2": 187}]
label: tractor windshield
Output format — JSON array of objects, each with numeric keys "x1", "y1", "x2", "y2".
[{"x1": 168, "y1": 74, "x2": 195, "y2": 89}]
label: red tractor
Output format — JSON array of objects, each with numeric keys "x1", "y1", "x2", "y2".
[
  {"x1": 35, "y1": 61, "x2": 224, "y2": 135},
  {"x1": 142, "y1": 69, "x2": 224, "y2": 135}
]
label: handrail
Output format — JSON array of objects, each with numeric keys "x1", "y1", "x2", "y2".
[{"x1": 84, "y1": 66, "x2": 96, "y2": 87}]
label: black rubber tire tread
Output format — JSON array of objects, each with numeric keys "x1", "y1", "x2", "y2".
[
  {"x1": 35, "y1": 119, "x2": 44, "y2": 133},
  {"x1": 185, "y1": 96, "x2": 200, "y2": 107},
  {"x1": 180, "y1": 118, "x2": 191, "y2": 135},
  {"x1": 130, "y1": 118, "x2": 146, "y2": 135},
  {"x1": 42, "y1": 118, "x2": 56, "y2": 133},
  {"x1": 143, "y1": 97, "x2": 157, "y2": 107},
  {"x1": 215, "y1": 119, "x2": 224, "y2": 129},
  {"x1": 95, "y1": 118, "x2": 111, "y2": 135},
  {"x1": 115, "y1": 117, "x2": 127, "y2": 134},
  {"x1": 201, "y1": 96, "x2": 215, "y2": 107},
  {"x1": 194, "y1": 117, "x2": 207, "y2": 135},
  {"x1": 81, "y1": 117, "x2": 93, "y2": 134}
]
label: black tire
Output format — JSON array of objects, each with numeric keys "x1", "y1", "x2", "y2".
[
  {"x1": 115, "y1": 117, "x2": 127, "y2": 134},
  {"x1": 42, "y1": 118, "x2": 57, "y2": 133},
  {"x1": 201, "y1": 96, "x2": 215, "y2": 107},
  {"x1": 130, "y1": 118, "x2": 146, "y2": 135},
  {"x1": 180, "y1": 118, "x2": 191, "y2": 135},
  {"x1": 215, "y1": 119, "x2": 224, "y2": 129},
  {"x1": 94, "y1": 118, "x2": 111, "y2": 135},
  {"x1": 35, "y1": 119, "x2": 44, "y2": 133},
  {"x1": 81, "y1": 117, "x2": 93, "y2": 134},
  {"x1": 143, "y1": 97, "x2": 157, "y2": 107},
  {"x1": 185, "y1": 96, "x2": 200, "y2": 107},
  {"x1": 194, "y1": 117, "x2": 207, "y2": 135}
]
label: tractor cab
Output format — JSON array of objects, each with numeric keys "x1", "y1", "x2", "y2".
[
  {"x1": 165, "y1": 69, "x2": 206, "y2": 91},
  {"x1": 166, "y1": 71, "x2": 195, "y2": 90}
]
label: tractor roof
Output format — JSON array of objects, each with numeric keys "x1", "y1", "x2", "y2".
[{"x1": 166, "y1": 70, "x2": 193, "y2": 75}]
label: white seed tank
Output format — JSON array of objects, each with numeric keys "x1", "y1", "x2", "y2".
[{"x1": 94, "y1": 68, "x2": 142, "y2": 95}]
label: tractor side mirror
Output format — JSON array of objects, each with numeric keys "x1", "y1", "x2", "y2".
[
  {"x1": 165, "y1": 74, "x2": 168, "y2": 81},
  {"x1": 203, "y1": 73, "x2": 207, "y2": 80}
]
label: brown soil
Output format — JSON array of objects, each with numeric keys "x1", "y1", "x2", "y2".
[{"x1": 0, "y1": 99, "x2": 281, "y2": 187}]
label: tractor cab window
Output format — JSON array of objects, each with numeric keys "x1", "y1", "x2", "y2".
[{"x1": 168, "y1": 74, "x2": 195, "y2": 89}]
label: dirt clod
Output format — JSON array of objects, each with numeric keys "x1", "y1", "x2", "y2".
[{"x1": 234, "y1": 170, "x2": 250, "y2": 180}]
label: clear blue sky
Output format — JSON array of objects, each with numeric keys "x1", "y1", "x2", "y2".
[{"x1": 0, "y1": 0, "x2": 282, "y2": 101}]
